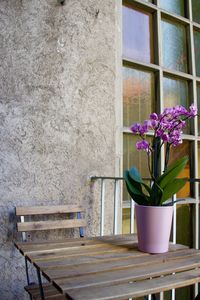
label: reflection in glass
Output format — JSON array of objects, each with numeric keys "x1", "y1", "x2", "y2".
[
  {"x1": 163, "y1": 76, "x2": 190, "y2": 133},
  {"x1": 163, "y1": 76, "x2": 188, "y2": 108},
  {"x1": 160, "y1": 0, "x2": 185, "y2": 17},
  {"x1": 192, "y1": 0, "x2": 200, "y2": 24},
  {"x1": 167, "y1": 141, "x2": 191, "y2": 198},
  {"x1": 161, "y1": 19, "x2": 188, "y2": 73},
  {"x1": 194, "y1": 30, "x2": 200, "y2": 77},
  {"x1": 122, "y1": 5, "x2": 153, "y2": 63},
  {"x1": 123, "y1": 66, "x2": 155, "y2": 127}
]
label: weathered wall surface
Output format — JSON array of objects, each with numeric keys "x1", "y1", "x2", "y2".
[{"x1": 0, "y1": 0, "x2": 120, "y2": 298}]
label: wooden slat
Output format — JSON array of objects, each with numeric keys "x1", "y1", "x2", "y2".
[
  {"x1": 14, "y1": 234, "x2": 138, "y2": 251},
  {"x1": 29, "y1": 246, "x2": 137, "y2": 263},
  {"x1": 15, "y1": 234, "x2": 138, "y2": 256},
  {"x1": 52, "y1": 251, "x2": 200, "y2": 291},
  {"x1": 20, "y1": 241, "x2": 138, "y2": 256},
  {"x1": 27, "y1": 244, "x2": 137, "y2": 263},
  {"x1": 17, "y1": 219, "x2": 86, "y2": 232},
  {"x1": 14, "y1": 234, "x2": 186, "y2": 253},
  {"x1": 15, "y1": 238, "x2": 102, "y2": 252},
  {"x1": 15, "y1": 205, "x2": 85, "y2": 216},
  {"x1": 38, "y1": 250, "x2": 145, "y2": 268},
  {"x1": 14, "y1": 233, "x2": 188, "y2": 251},
  {"x1": 38, "y1": 248, "x2": 200, "y2": 270},
  {"x1": 24, "y1": 242, "x2": 137, "y2": 257},
  {"x1": 33, "y1": 244, "x2": 188, "y2": 268},
  {"x1": 64, "y1": 269, "x2": 200, "y2": 300},
  {"x1": 25, "y1": 283, "x2": 66, "y2": 300},
  {"x1": 44, "y1": 252, "x2": 200, "y2": 280}
]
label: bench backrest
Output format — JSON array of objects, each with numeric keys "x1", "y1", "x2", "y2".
[{"x1": 15, "y1": 205, "x2": 86, "y2": 240}]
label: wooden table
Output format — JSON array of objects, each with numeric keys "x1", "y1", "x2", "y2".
[{"x1": 15, "y1": 234, "x2": 200, "y2": 300}]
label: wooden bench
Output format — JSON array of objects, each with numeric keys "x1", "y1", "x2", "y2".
[{"x1": 15, "y1": 205, "x2": 86, "y2": 300}]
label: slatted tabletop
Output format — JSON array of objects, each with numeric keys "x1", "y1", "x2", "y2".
[{"x1": 15, "y1": 234, "x2": 200, "y2": 300}]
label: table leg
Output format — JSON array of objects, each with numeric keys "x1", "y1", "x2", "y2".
[
  {"x1": 25, "y1": 257, "x2": 31, "y2": 285},
  {"x1": 36, "y1": 268, "x2": 45, "y2": 300},
  {"x1": 194, "y1": 293, "x2": 200, "y2": 300},
  {"x1": 25, "y1": 257, "x2": 33, "y2": 300}
]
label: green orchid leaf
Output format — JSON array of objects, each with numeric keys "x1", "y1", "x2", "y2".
[
  {"x1": 124, "y1": 171, "x2": 150, "y2": 205},
  {"x1": 160, "y1": 178, "x2": 187, "y2": 204},
  {"x1": 129, "y1": 166, "x2": 144, "y2": 184},
  {"x1": 125, "y1": 181, "x2": 149, "y2": 205},
  {"x1": 126, "y1": 184, "x2": 149, "y2": 205},
  {"x1": 150, "y1": 181, "x2": 163, "y2": 206},
  {"x1": 129, "y1": 167, "x2": 151, "y2": 197},
  {"x1": 124, "y1": 171, "x2": 143, "y2": 196},
  {"x1": 163, "y1": 156, "x2": 188, "y2": 175},
  {"x1": 158, "y1": 156, "x2": 188, "y2": 189},
  {"x1": 141, "y1": 182, "x2": 152, "y2": 196}
]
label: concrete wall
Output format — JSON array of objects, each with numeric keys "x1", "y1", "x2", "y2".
[{"x1": 0, "y1": 0, "x2": 121, "y2": 298}]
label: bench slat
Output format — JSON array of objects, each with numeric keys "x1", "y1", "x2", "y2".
[
  {"x1": 17, "y1": 219, "x2": 87, "y2": 232},
  {"x1": 25, "y1": 283, "x2": 66, "y2": 300},
  {"x1": 16, "y1": 205, "x2": 85, "y2": 216}
]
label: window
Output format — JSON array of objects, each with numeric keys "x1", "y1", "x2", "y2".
[{"x1": 122, "y1": 2, "x2": 200, "y2": 297}]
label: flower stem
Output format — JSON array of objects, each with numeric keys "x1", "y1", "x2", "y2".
[
  {"x1": 164, "y1": 143, "x2": 170, "y2": 172},
  {"x1": 152, "y1": 137, "x2": 161, "y2": 180}
]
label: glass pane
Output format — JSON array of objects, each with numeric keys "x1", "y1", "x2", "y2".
[
  {"x1": 123, "y1": 66, "x2": 155, "y2": 127},
  {"x1": 198, "y1": 143, "x2": 200, "y2": 194},
  {"x1": 198, "y1": 143, "x2": 200, "y2": 178},
  {"x1": 197, "y1": 84, "x2": 200, "y2": 134},
  {"x1": 164, "y1": 284, "x2": 194, "y2": 300},
  {"x1": 194, "y1": 30, "x2": 200, "y2": 77},
  {"x1": 163, "y1": 76, "x2": 190, "y2": 133},
  {"x1": 122, "y1": 208, "x2": 131, "y2": 234},
  {"x1": 167, "y1": 141, "x2": 191, "y2": 198},
  {"x1": 123, "y1": 134, "x2": 151, "y2": 178},
  {"x1": 198, "y1": 144, "x2": 200, "y2": 209},
  {"x1": 192, "y1": 0, "x2": 200, "y2": 23},
  {"x1": 176, "y1": 204, "x2": 194, "y2": 247},
  {"x1": 160, "y1": 0, "x2": 185, "y2": 17},
  {"x1": 122, "y1": 5, "x2": 153, "y2": 63},
  {"x1": 175, "y1": 284, "x2": 194, "y2": 300},
  {"x1": 161, "y1": 19, "x2": 188, "y2": 73},
  {"x1": 163, "y1": 76, "x2": 189, "y2": 107}
]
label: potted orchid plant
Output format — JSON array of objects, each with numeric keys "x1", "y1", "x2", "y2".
[{"x1": 124, "y1": 104, "x2": 197, "y2": 253}]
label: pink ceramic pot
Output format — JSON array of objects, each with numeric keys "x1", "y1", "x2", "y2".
[{"x1": 135, "y1": 205, "x2": 173, "y2": 254}]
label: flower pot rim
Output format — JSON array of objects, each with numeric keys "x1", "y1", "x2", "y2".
[{"x1": 135, "y1": 204, "x2": 173, "y2": 209}]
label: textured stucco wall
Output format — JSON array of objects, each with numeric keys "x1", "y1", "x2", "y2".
[{"x1": 0, "y1": 0, "x2": 120, "y2": 299}]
